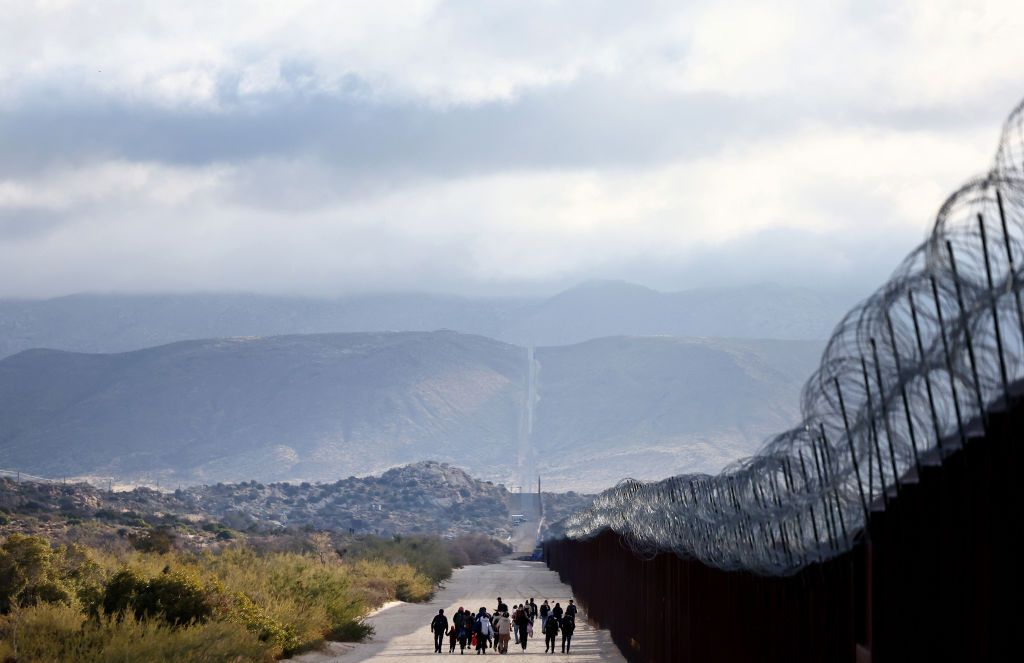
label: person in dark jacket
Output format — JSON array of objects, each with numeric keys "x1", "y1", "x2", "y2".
[
  {"x1": 543, "y1": 614, "x2": 560, "y2": 653},
  {"x1": 552, "y1": 602, "x2": 563, "y2": 624},
  {"x1": 458, "y1": 616, "x2": 471, "y2": 654},
  {"x1": 561, "y1": 615, "x2": 576, "y2": 653},
  {"x1": 565, "y1": 600, "x2": 577, "y2": 621},
  {"x1": 431, "y1": 609, "x2": 449, "y2": 653},
  {"x1": 514, "y1": 606, "x2": 531, "y2": 651}
]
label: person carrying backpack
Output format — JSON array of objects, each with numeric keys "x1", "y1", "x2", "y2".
[
  {"x1": 511, "y1": 605, "x2": 520, "y2": 644},
  {"x1": 514, "y1": 603, "x2": 531, "y2": 651},
  {"x1": 458, "y1": 616, "x2": 471, "y2": 654},
  {"x1": 543, "y1": 613, "x2": 560, "y2": 653},
  {"x1": 431, "y1": 609, "x2": 449, "y2": 654},
  {"x1": 475, "y1": 609, "x2": 492, "y2": 654},
  {"x1": 561, "y1": 615, "x2": 576, "y2": 653},
  {"x1": 552, "y1": 602, "x2": 563, "y2": 625}
]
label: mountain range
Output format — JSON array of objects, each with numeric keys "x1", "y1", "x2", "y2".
[
  {"x1": 0, "y1": 330, "x2": 823, "y2": 492},
  {"x1": 0, "y1": 281, "x2": 855, "y2": 358}
]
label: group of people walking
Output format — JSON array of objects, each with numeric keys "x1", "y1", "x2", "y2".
[{"x1": 430, "y1": 597, "x2": 578, "y2": 655}]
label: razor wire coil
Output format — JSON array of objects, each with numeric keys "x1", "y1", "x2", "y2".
[{"x1": 556, "y1": 96, "x2": 1024, "y2": 575}]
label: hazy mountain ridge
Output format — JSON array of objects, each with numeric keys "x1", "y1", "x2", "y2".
[
  {"x1": 0, "y1": 282, "x2": 855, "y2": 358},
  {"x1": 0, "y1": 331, "x2": 823, "y2": 491}
]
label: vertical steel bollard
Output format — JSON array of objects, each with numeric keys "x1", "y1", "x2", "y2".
[
  {"x1": 870, "y1": 338, "x2": 901, "y2": 495},
  {"x1": 977, "y1": 212, "x2": 1011, "y2": 409},
  {"x1": 886, "y1": 311, "x2": 922, "y2": 474},
  {"x1": 908, "y1": 290, "x2": 945, "y2": 456},
  {"x1": 860, "y1": 356, "x2": 888, "y2": 506},
  {"x1": 996, "y1": 189, "x2": 1024, "y2": 347},
  {"x1": 834, "y1": 379, "x2": 870, "y2": 525},
  {"x1": 946, "y1": 240, "x2": 986, "y2": 432},
  {"x1": 930, "y1": 274, "x2": 966, "y2": 446}
]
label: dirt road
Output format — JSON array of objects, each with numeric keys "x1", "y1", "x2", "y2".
[{"x1": 298, "y1": 558, "x2": 627, "y2": 662}]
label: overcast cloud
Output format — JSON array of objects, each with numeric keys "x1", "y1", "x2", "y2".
[{"x1": 1, "y1": 0, "x2": 1023, "y2": 297}]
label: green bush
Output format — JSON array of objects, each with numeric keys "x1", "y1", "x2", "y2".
[
  {"x1": 0, "y1": 534, "x2": 73, "y2": 613},
  {"x1": 130, "y1": 527, "x2": 175, "y2": 554},
  {"x1": 101, "y1": 567, "x2": 213, "y2": 626},
  {"x1": 342, "y1": 534, "x2": 455, "y2": 583},
  {"x1": 224, "y1": 592, "x2": 300, "y2": 653}
]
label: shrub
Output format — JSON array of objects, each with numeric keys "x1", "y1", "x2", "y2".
[
  {"x1": 101, "y1": 567, "x2": 213, "y2": 626},
  {"x1": 447, "y1": 534, "x2": 512, "y2": 566},
  {"x1": 342, "y1": 534, "x2": 455, "y2": 583},
  {"x1": 0, "y1": 534, "x2": 73, "y2": 613},
  {"x1": 130, "y1": 527, "x2": 175, "y2": 554},
  {"x1": 1, "y1": 602, "x2": 272, "y2": 663},
  {"x1": 224, "y1": 592, "x2": 300, "y2": 654}
]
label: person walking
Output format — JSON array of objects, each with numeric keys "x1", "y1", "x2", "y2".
[
  {"x1": 529, "y1": 599, "x2": 538, "y2": 622},
  {"x1": 431, "y1": 609, "x2": 449, "y2": 654},
  {"x1": 543, "y1": 613, "x2": 560, "y2": 653},
  {"x1": 449, "y1": 624, "x2": 458, "y2": 653},
  {"x1": 514, "y1": 605, "x2": 531, "y2": 651},
  {"x1": 475, "y1": 608, "x2": 492, "y2": 655},
  {"x1": 496, "y1": 611, "x2": 511, "y2": 654},
  {"x1": 565, "y1": 600, "x2": 577, "y2": 621},
  {"x1": 458, "y1": 616, "x2": 471, "y2": 654},
  {"x1": 561, "y1": 615, "x2": 575, "y2": 653},
  {"x1": 511, "y1": 605, "x2": 520, "y2": 645},
  {"x1": 552, "y1": 602, "x2": 564, "y2": 625},
  {"x1": 539, "y1": 600, "x2": 550, "y2": 630}
]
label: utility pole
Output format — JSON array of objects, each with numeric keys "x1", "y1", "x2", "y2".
[{"x1": 537, "y1": 475, "x2": 543, "y2": 518}]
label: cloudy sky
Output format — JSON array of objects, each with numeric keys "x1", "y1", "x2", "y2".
[{"x1": 1, "y1": 0, "x2": 1023, "y2": 298}]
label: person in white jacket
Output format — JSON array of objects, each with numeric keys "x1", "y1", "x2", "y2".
[
  {"x1": 495, "y1": 611, "x2": 512, "y2": 653},
  {"x1": 475, "y1": 609, "x2": 493, "y2": 654}
]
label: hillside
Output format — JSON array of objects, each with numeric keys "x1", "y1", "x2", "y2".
[
  {"x1": 0, "y1": 461, "x2": 525, "y2": 540},
  {"x1": 532, "y1": 337, "x2": 820, "y2": 488},
  {"x1": 0, "y1": 282, "x2": 855, "y2": 358},
  {"x1": 0, "y1": 331, "x2": 823, "y2": 491}
]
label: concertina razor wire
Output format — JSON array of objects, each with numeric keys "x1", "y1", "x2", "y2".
[{"x1": 555, "y1": 95, "x2": 1024, "y2": 575}]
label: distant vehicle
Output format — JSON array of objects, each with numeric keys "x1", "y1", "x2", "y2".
[{"x1": 510, "y1": 514, "x2": 526, "y2": 525}]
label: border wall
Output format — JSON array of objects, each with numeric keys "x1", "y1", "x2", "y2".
[{"x1": 545, "y1": 397, "x2": 1020, "y2": 662}]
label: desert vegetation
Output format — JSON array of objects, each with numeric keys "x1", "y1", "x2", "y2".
[{"x1": 0, "y1": 527, "x2": 508, "y2": 661}]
